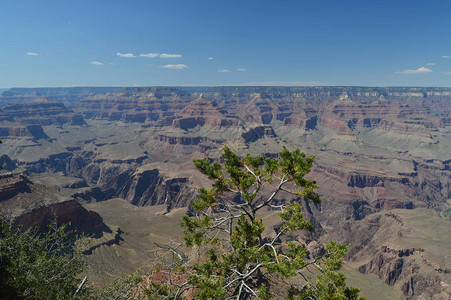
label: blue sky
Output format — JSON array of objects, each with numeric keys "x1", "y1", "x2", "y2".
[{"x1": 1, "y1": 0, "x2": 451, "y2": 87}]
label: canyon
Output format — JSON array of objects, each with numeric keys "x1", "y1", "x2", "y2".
[{"x1": 0, "y1": 86, "x2": 449, "y2": 299}]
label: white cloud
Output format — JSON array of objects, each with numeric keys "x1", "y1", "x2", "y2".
[
  {"x1": 237, "y1": 68, "x2": 247, "y2": 71},
  {"x1": 159, "y1": 64, "x2": 187, "y2": 69},
  {"x1": 25, "y1": 52, "x2": 39, "y2": 56},
  {"x1": 117, "y1": 52, "x2": 136, "y2": 58},
  {"x1": 442, "y1": 72, "x2": 451, "y2": 75},
  {"x1": 218, "y1": 69, "x2": 231, "y2": 73},
  {"x1": 426, "y1": 62, "x2": 436, "y2": 66},
  {"x1": 90, "y1": 61, "x2": 104, "y2": 65},
  {"x1": 207, "y1": 57, "x2": 214, "y2": 60},
  {"x1": 159, "y1": 53, "x2": 182, "y2": 58},
  {"x1": 441, "y1": 55, "x2": 450, "y2": 59},
  {"x1": 395, "y1": 67, "x2": 432, "y2": 74},
  {"x1": 139, "y1": 53, "x2": 159, "y2": 58}
]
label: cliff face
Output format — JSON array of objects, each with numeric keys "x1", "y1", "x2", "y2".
[
  {"x1": 0, "y1": 99, "x2": 86, "y2": 142},
  {"x1": 241, "y1": 125, "x2": 277, "y2": 143},
  {"x1": 307, "y1": 158, "x2": 450, "y2": 226},
  {"x1": 32, "y1": 148, "x2": 197, "y2": 211},
  {"x1": 0, "y1": 173, "x2": 30, "y2": 201},
  {"x1": 13, "y1": 199, "x2": 105, "y2": 233},
  {"x1": 0, "y1": 173, "x2": 107, "y2": 235},
  {"x1": 326, "y1": 210, "x2": 451, "y2": 299},
  {"x1": 0, "y1": 99, "x2": 86, "y2": 126},
  {"x1": 119, "y1": 167, "x2": 196, "y2": 208},
  {"x1": 0, "y1": 123, "x2": 50, "y2": 140},
  {"x1": 76, "y1": 87, "x2": 191, "y2": 122},
  {"x1": 170, "y1": 95, "x2": 240, "y2": 129}
]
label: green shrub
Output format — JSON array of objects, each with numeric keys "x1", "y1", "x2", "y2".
[{"x1": 0, "y1": 219, "x2": 88, "y2": 299}]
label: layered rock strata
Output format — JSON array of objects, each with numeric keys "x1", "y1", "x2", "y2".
[{"x1": 326, "y1": 210, "x2": 451, "y2": 299}]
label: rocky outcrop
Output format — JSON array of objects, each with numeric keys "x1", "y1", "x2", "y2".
[
  {"x1": 378, "y1": 120, "x2": 436, "y2": 136},
  {"x1": 0, "y1": 125, "x2": 31, "y2": 137},
  {"x1": 0, "y1": 173, "x2": 30, "y2": 201},
  {"x1": 25, "y1": 152, "x2": 74, "y2": 174},
  {"x1": 25, "y1": 124, "x2": 50, "y2": 139},
  {"x1": 0, "y1": 123, "x2": 50, "y2": 140},
  {"x1": 283, "y1": 116, "x2": 318, "y2": 130},
  {"x1": 357, "y1": 247, "x2": 447, "y2": 299},
  {"x1": 401, "y1": 274, "x2": 447, "y2": 299},
  {"x1": 13, "y1": 199, "x2": 105, "y2": 234},
  {"x1": 237, "y1": 95, "x2": 276, "y2": 124},
  {"x1": 0, "y1": 173, "x2": 108, "y2": 236},
  {"x1": 242, "y1": 125, "x2": 277, "y2": 143},
  {"x1": 326, "y1": 211, "x2": 450, "y2": 299},
  {"x1": 121, "y1": 112, "x2": 147, "y2": 123},
  {"x1": 171, "y1": 95, "x2": 240, "y2": 129},
  {"x1": 70, "y1": 162, "x2": 197, "y2": 209},
  {"x1": 309, "y1": 160, "x2": 449, "y2": 225},
  {"x1": 283, "y1": 117, "x2": 307, "y2": 127},
  {"x1": 359, "y1": 252, "x2": 406, "y2": 286},
  {"x1": 155, "y1": 135, "x2": 223, "y2": 146},
  {"x1": 153, "y1": 135, "x2": 224, "y2": 154},
  {"x1": 318, "y1": 117, "x2": 355, "y2": 136},
  {"x1": 119, "y1": 167, "x2": 196, "y2": 209},
  {"x1": 346, "y1": 172, "x2": 385, "y2": 188},
  {"x1": 146, "y1": 133, "x2": 225, "y2": 155},
  {"x1": 71, "y1": 187, "x2": 107, "y2": 202},
  {"x1": 358, "y1": 246, "x2": 425, "y2": 286}
]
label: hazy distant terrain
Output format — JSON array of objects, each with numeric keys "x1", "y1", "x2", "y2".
[{"x1": 0, "y1": 86, "x2": 449, "y2": 298}]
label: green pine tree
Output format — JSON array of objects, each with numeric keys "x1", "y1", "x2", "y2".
[{"x1": 147, "y1": 146, "x2": 364, "y2": 299}]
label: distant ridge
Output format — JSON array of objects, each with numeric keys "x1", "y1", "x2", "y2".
[
  {"x1": 1, "y1": 86, "x2": 451, "y2": 107},
  {"x1": 1, "y1": 86, "x2": 124, "y2": 105}
]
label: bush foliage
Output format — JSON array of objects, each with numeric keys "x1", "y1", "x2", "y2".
[{"x1": 0, "y1": 219, "x2": 88, "y2": 299}]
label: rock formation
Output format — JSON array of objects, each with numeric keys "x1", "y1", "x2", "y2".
[
  {"x1": 170, "y1": 94, "x2": 240, "y2": 129},
  {"x1": 325, "y1": 210, "x2": 451, "y2": 299},
  {"x1": 0, "y1": 85, "x2": 449, "y2": 297},
  {"x1": 0, "y1": 98, "x2": 86, "y2": 126},
  {"x1": 0, "y1": 172, "x2": 107, "y2": 235},
  {"x1": 119, "y1": 166, "x2": 196, "y2": 209},
  {"x1": 0, "y1": 173, "x2": 30, "y2": 201},
  {"x1": 76, "y1": 87, "x2": 191, "y2": 122}
]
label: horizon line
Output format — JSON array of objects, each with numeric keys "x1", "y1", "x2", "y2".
[{"x1": 2, "y1": 85, "x2": 451, "y2": 89}]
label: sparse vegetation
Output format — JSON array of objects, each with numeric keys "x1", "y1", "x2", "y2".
[{"x1": 146, "y1": 146, "x2": 363, "y2": 299}]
